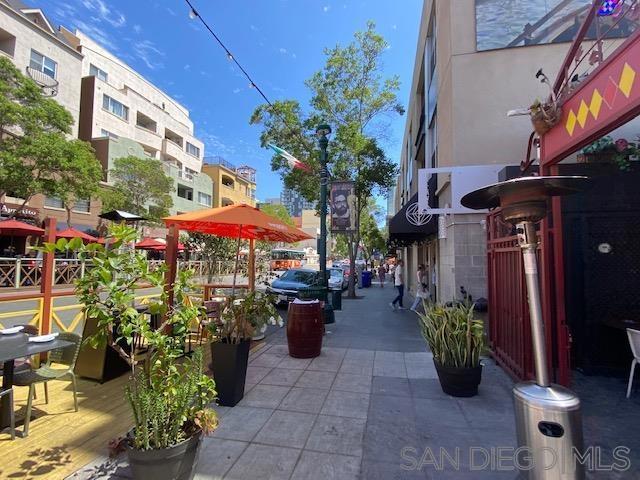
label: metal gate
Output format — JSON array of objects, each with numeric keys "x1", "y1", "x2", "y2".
[{"x1": 486, "y1": 210, "x2": 536, "y2": 382}]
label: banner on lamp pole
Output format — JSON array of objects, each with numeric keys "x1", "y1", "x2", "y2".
[{"x1": 330, "y1": 181, "x2": 356, "y2": 233}]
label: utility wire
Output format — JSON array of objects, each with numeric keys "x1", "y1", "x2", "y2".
[{"x1": 183, "y1": 0, "x2": 315, "y2": 147}]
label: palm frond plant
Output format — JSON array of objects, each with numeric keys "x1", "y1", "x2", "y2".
[
  {"x1": 417, "y1": 301, "x2": 485, "y2": 397},
  {"x1": 207, "y1": 290, "x2": 281, "y2": 406}
]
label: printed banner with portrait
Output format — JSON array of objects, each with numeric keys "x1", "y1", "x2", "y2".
[{"x1": 330, "y1": 181, "x2": 356, "y2": 233}]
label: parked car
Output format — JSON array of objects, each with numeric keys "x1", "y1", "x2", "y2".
[
  {"x1": 267, "y1": 268, "x2": 321, "y2": 304},
  {"x1": 329, "y1": 267, "x2": 348, "y2": 291}
]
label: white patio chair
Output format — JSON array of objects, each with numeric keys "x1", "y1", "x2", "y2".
[{"x1": 627, "y1": 328, "x2": 640, "y2": 399}]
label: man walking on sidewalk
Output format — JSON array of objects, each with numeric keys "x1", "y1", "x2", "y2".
[{"x1": 390, "y1": 259, "x2": 405, "y2": 310}]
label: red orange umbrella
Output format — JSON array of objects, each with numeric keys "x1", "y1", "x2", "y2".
[
  {"x1": 164, "y1": 204, "x2": 312, "y2": 293},
  {"x1": 56, "y1": 227, "x2": 98, "y2": 243},
  {"x1": 0, "y1": 219, "x2": 44, "y2": 236},
  {"x1": 163, "y1": 204, "x2": 312, "y2": 243},
  {"x1": 135, "y1": 237, "x2": 165, "y2": 249}
]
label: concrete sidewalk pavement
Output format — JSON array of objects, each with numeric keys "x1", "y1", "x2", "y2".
[{"x1": 70, "y1": 278, "x2": 639, "y2": 479}]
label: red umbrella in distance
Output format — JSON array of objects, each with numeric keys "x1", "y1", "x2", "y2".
[
  {"x1": 0, "y1": 219, "x2": 45, "y2": 236},
  {"x1": 56, "y1": 227, "x2": 98, "y2": 243}
]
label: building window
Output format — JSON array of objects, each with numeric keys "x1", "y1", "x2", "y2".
[
  {"x1": 102, "y1": 94, "x2": 129, "y2": 121},
  {"x1": 186, "y1": 142, "x2": 200, "y2": 158},
  {"x1": 44, "y1": 196, "x2": 63, "y2": 209},
  {"x1": 177, "y1": 184, "x2": 194, "y2": 201},
  {"x1": 73, "y1": 199, "x2": 90, "y2": 213},
  {"x1": 89, "y1": 63, "x2": 108, "y2": 82},
  {"x1": 198, "y1": 192, "x2": 212, "y2": 207},
  {"x1": 30, "y1": 49, "x2": 56, "y2": 78},
  {"x1": 100, "y1": 129, "x2": 119, "y2": 139}
]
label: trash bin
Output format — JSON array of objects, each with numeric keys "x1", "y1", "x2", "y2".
[
  {"x1": 361, "y1": 270, "x2": 372, "y2": 288},
  {"x1": 330, "y1": 288, "x2": 342, "y2": 310}
]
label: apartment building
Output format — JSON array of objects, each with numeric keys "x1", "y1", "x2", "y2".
[
  {"x1": 202, "y1": 157, "x2": 256, "y2": 208},
  {"x1": 280, "y1": 188, "x2": 316, "y2": 217},
  {"x1": 66, "y1": 30, "x2": 212, "y2": 216},
  {"x1": 0, "y1": 0, "x2": 102, "y2": 231},
  {"x1": 389, "y1": 0, "x2": 626, "y2": 302}
]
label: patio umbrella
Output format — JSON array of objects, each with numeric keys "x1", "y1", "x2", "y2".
[
  {"x1": 56, "y1": 227, "x2": 98, "y2": 243},
  {"x1": 164, "y1": 204, "x2": 312, "y2": 293},
  {"x1": 0, "y1": 219, "x2": 45, "y2": 236},
  {"x1": 135, "y1": 237, "x2": 165, "y2": 249}
]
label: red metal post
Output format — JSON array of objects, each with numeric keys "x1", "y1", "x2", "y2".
[
  {"x1": 164, "y1": 224, "x2": 179, "y2": 306},
  {"x1": 39, "y1": 217, "x2": 56, "y2": 335}
]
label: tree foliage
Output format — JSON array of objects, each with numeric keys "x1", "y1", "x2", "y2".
[
  {"x1": 101, "y1": 155, "x2": 174, "y2": 223},
  {"x1": 250, "y1": 21, "x2": 401, "y2": 296},
  {"x1": 0, "y1": 56, "x2": 102, "y2": 216},
  {"x1": 184, "y1": 232, "x2": 241, "y2": 282}
]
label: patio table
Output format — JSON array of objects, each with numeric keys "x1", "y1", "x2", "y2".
[{"x1": 0, "y1": 335, "x2": 73, "y2": 431}]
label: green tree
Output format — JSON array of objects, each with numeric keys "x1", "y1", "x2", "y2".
[
  {"x1": 250, "y1": 21, "x2": 401, "y2": 296},
  {"x1": 102, "y1": 155, "x2": 174, "y2": 223},
  {"x1": 184, "y1": 232, "x2": 241, "y2": 282},
  {"x1": 0, "y1": 56, "x2": 102, "y2": 215},
  {"x1": 359, "y1": 204, "x2": 386, "y2": 268}
]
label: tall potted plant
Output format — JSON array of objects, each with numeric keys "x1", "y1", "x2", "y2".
[
  {"x1": 417, "y1": 302, "x2": 485, "y2": 397},
  {"x1": 43, "y1": 225, "x2": 218, "y2": 480},
  {"x1": 209, "y1": 291, "x2": 280, "y2": 406}
]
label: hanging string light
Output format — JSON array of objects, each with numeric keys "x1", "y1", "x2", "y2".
[{"x1": 183, "y1": 0, "x2": 322, "y2": 166}]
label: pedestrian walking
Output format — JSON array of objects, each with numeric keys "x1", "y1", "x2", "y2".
[
  {"x1": 410, "y1": 264, "x2": 429, "y2": 312},
  {"x1": 378, "y1": 263, "x2": 386, "y2": 287},
  {"x1": 390, "y1": 259, "x2": 405, "y2": 310}
]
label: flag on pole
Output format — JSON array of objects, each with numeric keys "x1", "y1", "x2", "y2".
[{"x1": 268, "y1": 144, "x2": 312, "y2": 172}]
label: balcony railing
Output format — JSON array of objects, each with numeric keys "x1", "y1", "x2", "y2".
[
  {"x1": 178, "y1": 170, "x2": 195, "y2": 182},
  {"x1": 204, "y1": 156, "x2": 237, "y2": 171},
  {"x1": 26, "y1": 66, "x2": 58, "y2": 97}
]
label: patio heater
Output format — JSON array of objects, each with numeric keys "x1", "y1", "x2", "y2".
[{"x1": 461, "y1": 176, "x2": 589, "y2": 480}]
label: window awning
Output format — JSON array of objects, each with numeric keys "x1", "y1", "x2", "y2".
[{"x1": 388, "y1": 193, "x2": 437, "y2": 248}]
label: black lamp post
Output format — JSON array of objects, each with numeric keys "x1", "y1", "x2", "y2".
[{"x1": 316, "y1": 123, "x2": 331, "y2": 288}]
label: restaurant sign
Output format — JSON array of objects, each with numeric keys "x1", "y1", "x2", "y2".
[
  {"x1": 541, "y1": 34, "x2": 640, "y2": 165},
  {"x1": 0, "y1": 203, "x2": 39, "y2": 219}
]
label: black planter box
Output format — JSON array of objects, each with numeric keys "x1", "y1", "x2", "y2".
[
  {"x1": 433, "y1": 359, "x2": 482, "y2": 397},
  {"x1": 210, "y1": 339, "x2": 250, "y2": 407}
]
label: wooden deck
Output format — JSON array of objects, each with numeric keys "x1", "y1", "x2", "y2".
[{"x1": 0, "y1": 342, "x2": 266, "y2": 480}]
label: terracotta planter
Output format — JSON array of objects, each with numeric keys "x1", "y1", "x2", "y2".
[{"x1": 127, "y1": 430, "x2": 202, "y2": 480}]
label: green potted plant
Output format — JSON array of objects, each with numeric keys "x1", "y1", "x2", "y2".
[
  {"x1": 579, "y1": 135, "x2": 639, "y2": 171},
  {"x1": 43, "y1": 225, "x2": 218, "y2": 480},
  {"x1": 417, "y1": 301, "x2": 485, "y2": 397},
  {"x1": 209, "y1": 290, "x2": 280, "y2": 406}
]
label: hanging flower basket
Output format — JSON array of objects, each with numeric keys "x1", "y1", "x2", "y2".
[{"x1": 530, "y1": 99, "x2": 562, "y2": 135}]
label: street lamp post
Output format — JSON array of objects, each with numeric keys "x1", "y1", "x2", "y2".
[{"x1": 316, "y1": 123, "x2": 331, "y2": 288}]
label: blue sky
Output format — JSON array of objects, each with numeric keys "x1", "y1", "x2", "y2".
[{"x1": 34, "y1": 0, "x2": 422, "y2": 207}]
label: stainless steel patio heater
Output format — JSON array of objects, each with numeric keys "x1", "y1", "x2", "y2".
[{"x1": 461, "y1": 176, "x2": 589, "y2": 480}]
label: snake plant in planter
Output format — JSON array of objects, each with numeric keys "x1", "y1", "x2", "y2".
[
  {"x1": 208, "y1": 291, "x2": 280, "y2": 406},
  {"x1": 42, "y1": 225, "x2": 218, "y2": 480},
  {"x1": 418, "y1": 302, "x2": 485, "y2": 397}
]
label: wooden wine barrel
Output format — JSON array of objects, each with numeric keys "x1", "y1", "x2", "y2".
[{"x1": 286, "y1": 301, "x2": 323, "y2": 358}]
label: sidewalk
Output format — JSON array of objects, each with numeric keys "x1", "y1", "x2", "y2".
[{"x1": 70, "y1": 279, "x2": 639, "y2": 479}]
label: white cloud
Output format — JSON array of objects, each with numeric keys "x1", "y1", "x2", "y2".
[
  {"x1": 81, "y1": 0, "x2": 126, "y2": 27},
  {"x1": 233, "y1": 88, "x2": 241, "y2": 94},
  {"x1": 323, "y1": 5, "x2": 330, "y2": 12},
  {"x1": 133, "y1": 24, "x2": 142, "y2": 34},
  {"x1": 133, "y1": 40, "x2": 165, "y2": 70},
  {"x1": 279, "y1": 48, "x2": 288, "y2": 54},
  {"x1": 200, "y1": 132, "x2": 237, "y2": 157},
  {"x1": 74, "y1": 19, "x2": 118, "y2": 51},
  {"x1": 392, "y1": 24, "x2": 397, "y2": 30},
  {"x1": 250, "y1": 24, "x2": 258, "y2": 31},
  {"x1": 291, "y1": 53, "x2": 297, "y2": 59},
  {"x1": 184, "y1": 64, "x2": 191, "y2": 71}
]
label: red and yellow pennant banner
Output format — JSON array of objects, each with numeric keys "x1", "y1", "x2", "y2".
[{"x1": 541, "y1": 34, "x2": 640, "y2": 165}]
